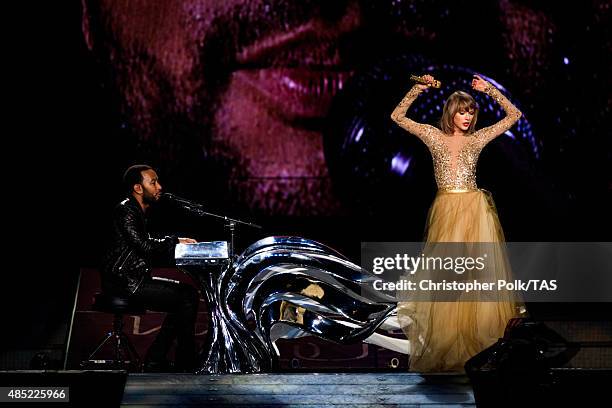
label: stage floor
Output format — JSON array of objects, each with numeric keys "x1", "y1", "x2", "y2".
[{"x1": 121, "y1": 372, "x2": 475, "y2": 407}]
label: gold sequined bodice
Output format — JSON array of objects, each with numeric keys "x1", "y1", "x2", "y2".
[
  {"x1": 429, "y1": 134, "x2": 481, "y2": 190},
  {"x1": 391, "y1": 84, "x2": 522, "y2": 190}
]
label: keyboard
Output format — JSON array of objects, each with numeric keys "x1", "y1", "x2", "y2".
[{"x1": 175, "y1": 241, "x2": 229, "y2": 265}]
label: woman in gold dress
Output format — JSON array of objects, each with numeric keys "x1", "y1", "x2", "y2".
[{"x1": 390, "y1": 74, "x2": 524, "y2": 372}]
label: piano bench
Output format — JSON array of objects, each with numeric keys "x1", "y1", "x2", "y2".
[{"x1": 81, "y1": 293, "x2": 146, "y2": 372}]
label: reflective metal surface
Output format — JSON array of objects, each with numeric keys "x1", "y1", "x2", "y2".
[
  {"x1": 178, "y1": 236, "x2": 398, "y2": 374},
  {"x1": 175, "y1": 241, "x2": 229, "y2": 263}
]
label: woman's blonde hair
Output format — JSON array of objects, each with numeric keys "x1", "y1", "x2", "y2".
[{"x1": 440, "y1": 91, "x2": 479, "y2": 134}]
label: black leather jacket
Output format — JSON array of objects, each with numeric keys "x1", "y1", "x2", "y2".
[{"x1": 102, "y1": 196, "x2": 178, "y2": 294}]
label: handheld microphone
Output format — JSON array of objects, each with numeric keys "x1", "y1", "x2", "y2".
[{"x1": 410, "y1": 74, "x2": 441, "y2": 88}]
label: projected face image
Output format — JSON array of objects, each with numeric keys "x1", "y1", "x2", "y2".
[{"x1": 82, "y1": 0, "x2": 557, "y2": 216}]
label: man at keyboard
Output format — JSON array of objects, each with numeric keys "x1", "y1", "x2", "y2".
[{"x1": 101, "y1": 164, "x2": 200, "y2": 373}]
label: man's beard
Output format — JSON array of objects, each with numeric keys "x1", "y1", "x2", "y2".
[{"x1": 142, "y1": 191, "x2": 159, "y2": 205}]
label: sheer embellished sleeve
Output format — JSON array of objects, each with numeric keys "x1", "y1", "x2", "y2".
[
  {"x1": 391, "y1": 85, "x2": 439, "y2": 148},
  {"x1": 473, "y1": 83, "x2": 522, "y2": 148}
]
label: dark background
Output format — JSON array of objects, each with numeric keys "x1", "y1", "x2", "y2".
[{"x1": 2, "y1": 0, "x2": 609, "y2": 369}]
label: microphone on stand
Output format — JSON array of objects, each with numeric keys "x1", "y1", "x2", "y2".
[
  {"x1": 410, "y1": 74, "x2": 441, "y2": 88},
  {"x1": 162, "y1": 192, "x2": 206, "y2": 209}
]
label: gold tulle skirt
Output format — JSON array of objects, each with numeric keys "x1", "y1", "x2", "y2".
[{"x1": 398, "y1": 188, "x2": 523, "y2": 372}]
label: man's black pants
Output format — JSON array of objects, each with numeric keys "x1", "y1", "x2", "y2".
[{"x1": 131, "y1": 278, "x2": 199, "y2": 371}]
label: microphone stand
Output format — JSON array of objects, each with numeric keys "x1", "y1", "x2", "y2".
[
  {"x1": 166, "y1": 195, "x2": 262, "y2": 261},
  {"x1": 166, "y1": 196, "x2": 262, "y2": 374}
]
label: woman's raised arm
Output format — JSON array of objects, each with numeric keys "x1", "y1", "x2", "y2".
[
  {"x1": 390, "y1": 83, "x2": 439, "y2": 147},
  {"x1": 471, "y1": 75, "x2": 522, "y2": 148}
]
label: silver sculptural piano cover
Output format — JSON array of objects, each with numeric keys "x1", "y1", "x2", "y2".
[{"x1": 175, "y1": 241, "x2": 229, "y2": 266}]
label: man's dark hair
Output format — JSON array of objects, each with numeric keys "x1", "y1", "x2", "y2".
[{"x1": 123, "y1": 164, "x2": 153, "y2": 194}]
